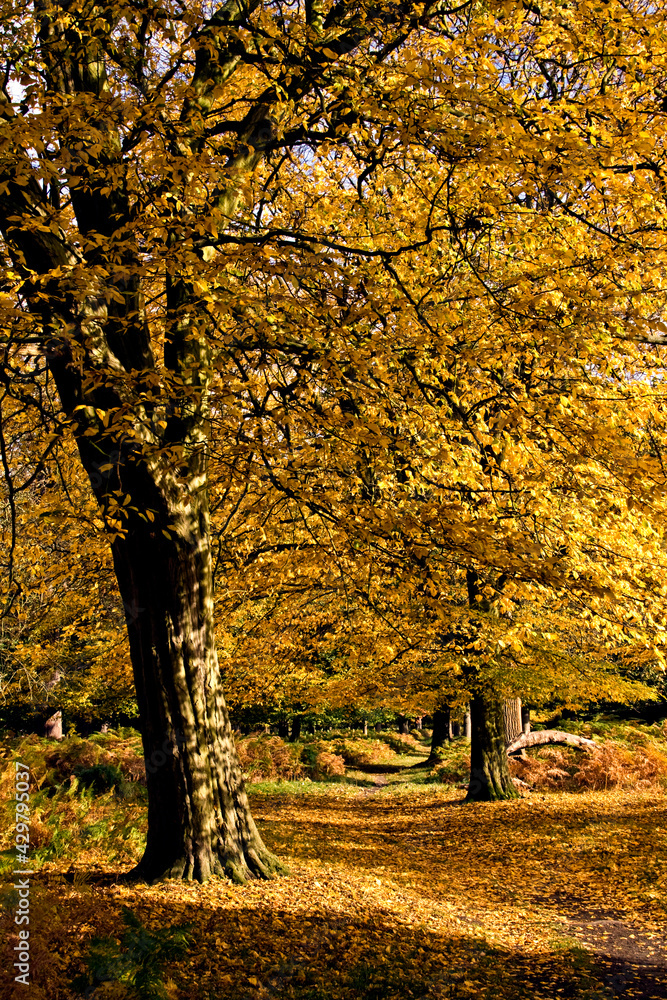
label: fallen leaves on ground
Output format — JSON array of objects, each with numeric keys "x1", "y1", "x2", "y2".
[{"x1": 2, "y1": 763, "x2": 666, "y2": 1000}]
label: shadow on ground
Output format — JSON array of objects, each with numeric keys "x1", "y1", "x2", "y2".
[{"x1": 3, "y1": 879, "x2": 665, "y2": 1000}]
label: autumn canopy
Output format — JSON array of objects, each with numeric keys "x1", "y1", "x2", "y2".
[{"x1": 0, "y1": 0, "x2": 666, "y2": 881}]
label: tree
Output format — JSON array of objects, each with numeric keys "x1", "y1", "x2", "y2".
[
  {"x1": 1, "y1": 0, "x2": 490, "y2": 881},
  {"x1": 193, "y1": 0, "x2": 667, "y2": 800},
  {"x1": 467, "y1": 688, "x2": 518, "y2": 801},
  {"x1": 2, "y1": 0, "x2": 667, "y2": 879}
]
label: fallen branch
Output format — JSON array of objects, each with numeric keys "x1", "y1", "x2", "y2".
[{"x1": 507, "y1": 730, "x2": 598, "y2": 755}]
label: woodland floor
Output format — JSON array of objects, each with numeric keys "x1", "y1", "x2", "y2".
[{"x1": 2, "y1": 745, "x2": 667, "y2": 1000}]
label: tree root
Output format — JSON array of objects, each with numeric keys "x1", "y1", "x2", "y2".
[{"x1": 124, "y1": 844, "x2": 288, "y2": 885}]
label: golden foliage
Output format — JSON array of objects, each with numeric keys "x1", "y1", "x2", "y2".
[{"x1": 235, "y1": 735, "x2": 305, "y2": 782}]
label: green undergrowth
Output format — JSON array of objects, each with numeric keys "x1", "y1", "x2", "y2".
[
  {"x1": 0, "y1": 732, "x2": 148, "y2": 874},
  {"x1": 247, "y1": 778, "x2": 362, "y2": 797},
  {"x1": 540, "y1": 716, "x2": 667, "y2": 745},
  {"x1": 71, "y1": 906, "x2": 192, "y2": 1000},
  {"x1": 0, "y1": 730, "x2": 430, "y2": 874},
  {"x1": 236, "y1": 731, "x2": 426, "y2": 781},
  {"x1": 1, "y1": 723, "x2": 667, "y2": 1000}
]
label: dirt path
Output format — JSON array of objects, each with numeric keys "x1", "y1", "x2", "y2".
[
  {"x1": 350, "y1": 760, "x2": 413, "y2": 795},
  {"x1": 563, "y1": 906, "x2": 667, "y2": 999},
  {"x1": 341, "y1": 760, "x2": 667, "y2": 999}
]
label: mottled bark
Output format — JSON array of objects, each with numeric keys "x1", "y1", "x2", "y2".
[
  {"x1": 502, "y1": 697, "x2": 523, "y2": 746},
  {"x1": 0, "y1": 0, "x2": 462, "y2": 889},
  {"x1": 108, "y1": 483, "x2": 285, "y2": 884},
  {"x1": 466, "y1": 690, "x2": 519, "y2": 802}
]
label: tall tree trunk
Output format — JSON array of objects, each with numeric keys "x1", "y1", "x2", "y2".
[
  {"x1": 502, "y1": 697, "x2": 523, "y2": 746},
  {"x1": 466, "y1": 689, "x2": 519, "y2": 802},
  {"x1": 110, "y1": 495, "x2": 285, "y2": 884},
  {"x1": 463, "y1": 569, "x2": 517, "y2": 801},
  {"x1": 397, "y1": 714, "x2": 410, "y2": 735},
  {"x1": 0, "y1": 0, "x2": 459, "y2": 890}
]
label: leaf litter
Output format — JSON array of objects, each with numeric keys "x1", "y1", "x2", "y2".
[{"x1": 2, "y1": 743, "x2": 667, "y2": 1000}]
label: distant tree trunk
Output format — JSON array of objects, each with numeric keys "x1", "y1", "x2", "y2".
[
  {"x1": 429, "y1": 708, "x2": 450, "y2": 763},
  {"x1": 277, "y1": 718, "x2": 289, "y2": 738},
  {"x1": 289, "y1": 716, "x2": 302, "y2": 742},
  {"x1": 375, "y1": 722, "x2": 383, "y2": 732},
  {"x1": 521, "y1": 707, "x2": 531, "y2": 735},
  {"x1": 450, "y1": 720, "x2": 461, "y2": 738},
  {"x1": 362, "y1": 719, "x2": 368, "y2": 735},
  {"x1": 306, "y1": 720, "x2": 315, "y2": 735},
  {"x1": 466, "y1": 690, "x2": 519, "y2": 802},
  {"x1": 414, "y1": 716, "x2": 422, "y2": 730},
  {"x1": 463, "y1": 704, "x2": 471, "y2": 740},
  {"x1": 397, "y1": 714, "x2": 410, "y2": 735},
  {"x1": 463, "y1": 569, "x2": 517, "y2": 800},
  {"x1": 502, "y1": 697, "x2": 523, "y2": 746},
  {"x1": 45, "y1": 710, "x2": 63, "y2": 740}
]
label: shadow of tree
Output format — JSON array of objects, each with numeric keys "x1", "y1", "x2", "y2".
[
  {"x1": 5, "y1": 883, "x2": 663, "y2": 1000},
  {"x1": 350, "y1": 763, "x2": 408, "y2": 775}
]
